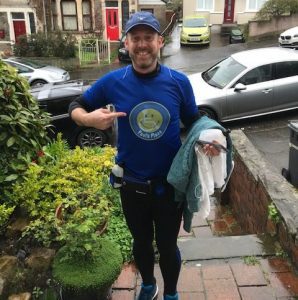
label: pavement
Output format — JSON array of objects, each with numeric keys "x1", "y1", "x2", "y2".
[{"x1": 110, "y1": 199, "x2": 298, "y2": 300}]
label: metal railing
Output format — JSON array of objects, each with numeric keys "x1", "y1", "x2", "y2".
[{"x1": 78, "y1": 39, "x2": 111, "y2": 66}]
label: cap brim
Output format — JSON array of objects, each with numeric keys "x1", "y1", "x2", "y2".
[{"x1": 125, "y1": 23, "x2": 161, "y2": 34}]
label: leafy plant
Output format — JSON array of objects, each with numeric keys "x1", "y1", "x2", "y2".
[
  {"x1": 14, "y1": 31, "x2": 77, "y2": 58},
  {"x1": 11, "y1": 136, "x2": 132, "y2": 262},
  {"x1": 52, "y1": 238, "x2": 122, "y2": 298},
  {"x1": 32, "y1": 286, "x2": 44, "y2": 299},
  {"x1": 243, "y1": 255, "x2": 259, "y2": 265},
  {"x1": 103, "y1": 203, "x2": 133, "y2": 262},
  {"x1": 268, "y1": 203, "x2": 281, "y2": 224},
  {"x1": 12, "y1": 140, "x2": 115, "y2": 248},
  {"x1": 255, "y1": 0, "x2": 298, "y2": 20},
  {"x1": 0, "y1": 60, "x2": 50, "y2": 228}
]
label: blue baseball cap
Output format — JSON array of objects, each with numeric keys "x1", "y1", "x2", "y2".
[{"x1": 125, "y1": 11, "x2": 161, "y2": 34}]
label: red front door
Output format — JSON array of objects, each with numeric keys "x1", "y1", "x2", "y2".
[
  {"x1": 13, "y1": 20, "x2": 26, "y2": 43},
  {"x1": 106, "y1": 8, "x2": 119, "y2": 41},
  {"x1": 223, "y1": 0, "x2": 235, "y2": 23}
]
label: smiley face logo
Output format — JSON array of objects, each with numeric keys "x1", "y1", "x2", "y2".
[
  {"x1": 137, "y1": 109, "x2": 162, "y2": 132},
  {"x1": 130, "y1": 102, "x2": 170, "y2": 140}
]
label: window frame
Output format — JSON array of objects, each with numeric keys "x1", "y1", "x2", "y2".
[
  {"x1": 82, "y1": 0, "x2": 92, "y2": 31},
  {"x1": 246, "y1": 0, "x2": 267, "y2": 12},
  {"x1": 51, "y1": 0, "x2": 58, "y2": 30},
  {"x1": 61, "y1": 0, "x2": 78, "y2": 31},
  {"x1": 274, "y1": 61, "x2": 298, "y2": 80},
  {"x1": 140, "y1": 8, "x2": 154, "y2": 14},
  {"x1": 235, "y1": 64, "x2": 273, "y2": 86},
  {"x1": 196, "y1": 0, "x2": 214, "y2": 11}
]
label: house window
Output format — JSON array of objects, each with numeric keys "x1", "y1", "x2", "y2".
[
  {"x1": 122, "y1": 0, "x2": 129, "y2": 29},
  {"x1": 197, "y1": 0, "x2": 214, "y2": 10},
  {"x1": 51, "y1": 0, "x2": 58, "y2": 30},
  {"x1": 140, "y1": 8, "x2": 154, "y2": 14},
  {"x1": 0, "y1": 12, "x2": 9, "y2": 41},
  {"x1": 82, "y1": 0, "x2": 92, "y2": 30},
  {"x1": 247, "y1": 0, "x2": 267, "y2": 11},
  {"x1": 28, "y1": 12, "x2": 36, "y2": 34},
  {"x1": 61, "y1": 0, "x2": 78, "y2": 30},
  {"x1": 105, "y1": 1, "x2": 118, "y2": 7},
  {"x1": 11, "y1": 12, "x2": 25, "y2": 20}
]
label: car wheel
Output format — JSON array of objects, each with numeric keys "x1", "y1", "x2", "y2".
[
  {"x1": 30, "y1": 79, "x2": 47, "y2": 87},
  {"x1": 199, "y1": 107, "x2": 217, "y2": 120},
  {"x1": 77, "y1": 128, "x2": 107, "y2": 147}
]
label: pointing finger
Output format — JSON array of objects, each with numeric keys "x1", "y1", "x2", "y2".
[{"x1": 108, "y1": 112, "x2": 127, "y2": 118}]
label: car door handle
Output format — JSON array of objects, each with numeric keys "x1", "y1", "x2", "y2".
[{"x1": 262, "y1": 88, "x2": 272, "y2": 94}]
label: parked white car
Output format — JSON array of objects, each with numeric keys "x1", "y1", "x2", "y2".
[
  {"x1": 278, "y1": 26, "x2": 298, "y2": 48},
  {"x1": 3, "y1": 57, "x2": 70, "y2": 87}
]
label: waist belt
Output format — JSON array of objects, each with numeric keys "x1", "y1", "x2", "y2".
[{"x1": 122, "y1": 174, "x2": 168, "y2": 195}]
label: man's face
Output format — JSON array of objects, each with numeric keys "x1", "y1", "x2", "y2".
[{"x1": 125, "y1": 25, "x2": 163, "y2": 73}]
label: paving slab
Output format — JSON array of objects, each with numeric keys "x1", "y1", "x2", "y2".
[{"x1": 178, "y1": 234, "x2": 274, "y2": 260}]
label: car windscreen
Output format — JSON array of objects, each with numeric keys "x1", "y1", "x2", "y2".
[
  {"x1": 202, "y1": 56, "x2": 246, "y2": 89},
  {"x1": 183, "y1": 18, "x2": 207, "y2": 27},
  {"x1": 13, "y1": 58, "x2": 46, "y2": 69}
]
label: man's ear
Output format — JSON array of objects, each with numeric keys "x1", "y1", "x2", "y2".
[
  {"x1": 159, "y1": 35, "x2": 164, "y2": 48},
  {"x1": 124, "y1": 36, "x2": 128, "y2": 49}
]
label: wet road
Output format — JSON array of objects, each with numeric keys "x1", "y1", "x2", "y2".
[{"x1": 70, "y1": 25, "x2": 298, "y2": 175}]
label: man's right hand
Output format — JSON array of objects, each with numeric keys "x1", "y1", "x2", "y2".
[{"x1": 71, "y1": 107, "x2": 127, "y2": 130}]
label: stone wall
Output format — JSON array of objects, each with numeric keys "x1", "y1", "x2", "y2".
[
  {"x1": 223, "y1": 130, "x2": 298, "y2": 268},
  {"x1": 248, "y1": 13, "x2": 298, "y2": 37}
]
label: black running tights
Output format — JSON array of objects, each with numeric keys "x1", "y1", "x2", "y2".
[{"x1": 120, "y1": 187, "x2": 183, "y2": 296}]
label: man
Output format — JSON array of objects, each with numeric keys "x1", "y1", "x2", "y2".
[{"x1": 69, "y1": 12, "x2": 218, "y2": 300}]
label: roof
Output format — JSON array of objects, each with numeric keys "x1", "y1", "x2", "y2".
[{"x1": 232, "y1": 47, "x2": 298, "y2": 68}]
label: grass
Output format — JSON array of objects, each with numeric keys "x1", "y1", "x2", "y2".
[{"x1": 243, "y1": 255, "x2": 260, "y2": 265}]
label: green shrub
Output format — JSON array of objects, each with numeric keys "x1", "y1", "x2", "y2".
[
  {"x1": 12, "y1": 138, "x2": 116, "y2": 246},
  {"x1": 0, "y1": 60, "x2": 50, "y2": 227},
  {"x1": 52, "y1": 238, "x2": 122, "y2": 299},
  {"x1": 12, "y1": 137, "x2": 132, "y2": 262},
  {"x1": 255, "y1": 0, "x2": 298, "y2": 20},
  {"x1": 103, "y1": 198, "x2": 133, "y2": 262},
  {"x1": 14, "y1": 31, "x2": 77, "y2": 58}
]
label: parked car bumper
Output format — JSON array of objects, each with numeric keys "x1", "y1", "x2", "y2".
[{"x1": 180, "y1": 35, "x2": 210, "y2": 45}]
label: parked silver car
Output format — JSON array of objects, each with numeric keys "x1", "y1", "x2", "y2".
[
  {"x1": 188, "y1": 47, "x2": 298, "y2": 122},
  {"x1": 3, "y1": 57, "x2": 70, "y2": 87}
]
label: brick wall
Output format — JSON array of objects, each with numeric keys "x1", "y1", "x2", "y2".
[{"x1": 223, "y1": 130, "x2": 298, "y2": 268}]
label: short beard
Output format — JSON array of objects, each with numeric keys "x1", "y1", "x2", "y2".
[{"x1": 130, "y1": 53, "x2": 157, "y2": 70}]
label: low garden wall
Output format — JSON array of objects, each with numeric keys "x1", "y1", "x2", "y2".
[
  {"x1": 223, "y1": 130, "x2": 298, "y2": 268},
  {"x1": 248, "y1": 13, "x2": 298, "y2": 38}
]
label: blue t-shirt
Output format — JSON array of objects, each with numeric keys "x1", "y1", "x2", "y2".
[{"x1": 83, "y1": 64, "x2": 198, "y2": 180}]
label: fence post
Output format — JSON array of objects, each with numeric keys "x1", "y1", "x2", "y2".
[
  {"x1": 96, "y1": 39, "x2": 100, "y2": 65},
  {"x1": 108, "y1": 39, "x2": 111, "y2": 64},
  {"x1": 78, "y1": 39, "x2": 82, "y2": 66}
]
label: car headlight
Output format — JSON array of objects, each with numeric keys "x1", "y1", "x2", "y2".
[
  {"x1": 294, "y1": 34, "x2": 298, "y2": 38},
  {"x1": 201, "y1": 31, "x2": 209, "y2": 37}
]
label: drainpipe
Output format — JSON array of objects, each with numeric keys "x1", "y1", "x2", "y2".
[{"x1": 43, "y1": 0, "x2": 47, "y2": 38}]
